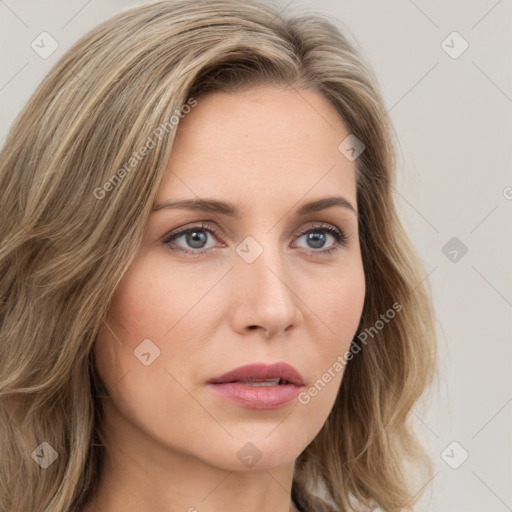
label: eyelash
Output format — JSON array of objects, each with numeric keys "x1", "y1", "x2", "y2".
[{"x1": 162, "y1": 222, "x2": 348, "y2": 257}]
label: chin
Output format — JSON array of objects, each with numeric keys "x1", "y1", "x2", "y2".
[{"x1": 206, "y1": 433, "x2": 307, "y2": 472}]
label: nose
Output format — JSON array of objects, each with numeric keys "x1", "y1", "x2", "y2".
[{"x1": 229, "y1": 240, "x2": 303, "y2": 339}]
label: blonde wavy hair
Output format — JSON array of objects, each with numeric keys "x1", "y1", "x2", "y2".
[{"x1": 0, "y1": 0, "x2": 437, "y2": 510}]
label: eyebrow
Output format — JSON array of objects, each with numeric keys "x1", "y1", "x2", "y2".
[{"x1": 152, "y1": 196, "x2": 358, "y2": 218}]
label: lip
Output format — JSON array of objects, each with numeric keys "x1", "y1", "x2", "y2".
[{"x1": 207, "y1": 362, "x2": 305, "y2": 410}]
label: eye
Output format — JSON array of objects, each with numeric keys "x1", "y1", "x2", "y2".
[
  {"x1": 162, "y1": 222, "x2": 222, "y2": 255},
  {"x1": 293, "y1": 223, "x2": 348, "y2": 256}
]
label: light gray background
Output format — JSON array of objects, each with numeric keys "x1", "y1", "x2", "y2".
[{"x1": 1, "y1": 1, "x2": 511, "y2": 511}]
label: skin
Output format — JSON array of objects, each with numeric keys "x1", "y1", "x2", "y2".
[{"x1": 84, "y1": 86, "x2": 366, "y2": 512}]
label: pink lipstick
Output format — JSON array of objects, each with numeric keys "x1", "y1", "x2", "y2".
[{"x1": 207, "y1": 362, "x2": 305, "y2": 409}]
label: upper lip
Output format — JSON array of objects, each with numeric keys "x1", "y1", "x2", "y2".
[{"x1": 208, "y1": 362, "x2": 305, "y2": 386}]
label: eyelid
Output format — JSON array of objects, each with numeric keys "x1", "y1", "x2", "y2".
[{"x1": 294, "y1": 222, "x2": 347, "y2": 239}]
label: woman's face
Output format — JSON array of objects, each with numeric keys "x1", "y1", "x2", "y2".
[{"x1": 94, "y1": 86, "x2": 365, "y2": 473}]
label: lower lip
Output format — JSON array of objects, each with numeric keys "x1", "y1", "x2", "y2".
[{"x1": 207, "y1": 382, "x2": 303, "y2": 409}]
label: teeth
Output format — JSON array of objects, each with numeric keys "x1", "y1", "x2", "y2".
[
  {"x1": 243, "y1": 381, "x2": 279, "y2": 386},
  {"x1": 239, "y1": 378, "x2": 281, "y2": 386}
]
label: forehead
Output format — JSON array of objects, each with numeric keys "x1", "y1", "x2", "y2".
[{"x1": 157, "y1": 86, "x2": 357, "y2": 205}]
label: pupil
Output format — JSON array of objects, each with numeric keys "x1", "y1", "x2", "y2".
[{"x1": 308, "y1": 232, "x2": 325, "y2": 249}]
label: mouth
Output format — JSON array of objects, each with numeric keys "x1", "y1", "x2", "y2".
[
  {"x1": 208, "y1": 362, "x2": 304, "y2": 386},
  {"x1": 207, "y1": 363, "x2": 305, "y2": 409}
]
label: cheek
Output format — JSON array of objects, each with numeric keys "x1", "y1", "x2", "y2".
[
  {"x1": 104, "y1": 251, "x2": 203, "y2": 342},
  {"x1": 92, "y1": 253, "x2": 206, "y2": 446},
  {"x1": 308, "y1": 256, "x2": 365, "y2": 346},
  {"x1": 107, "y1": 255, "x2": 166, "y2": 335},
  {"x1": 93, "y1": 253, "x2": 168, "y2": 389},
  {"x1": 93, "y1": 250, "x2": 219, "y2": 395},
  {"x1": 296, "y1": 258, "x2": 365, "y2": 419}
]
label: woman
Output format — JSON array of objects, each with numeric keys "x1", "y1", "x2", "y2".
[{"x1": 0, "y1": 1, "x2": 437, "y2": 511}]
